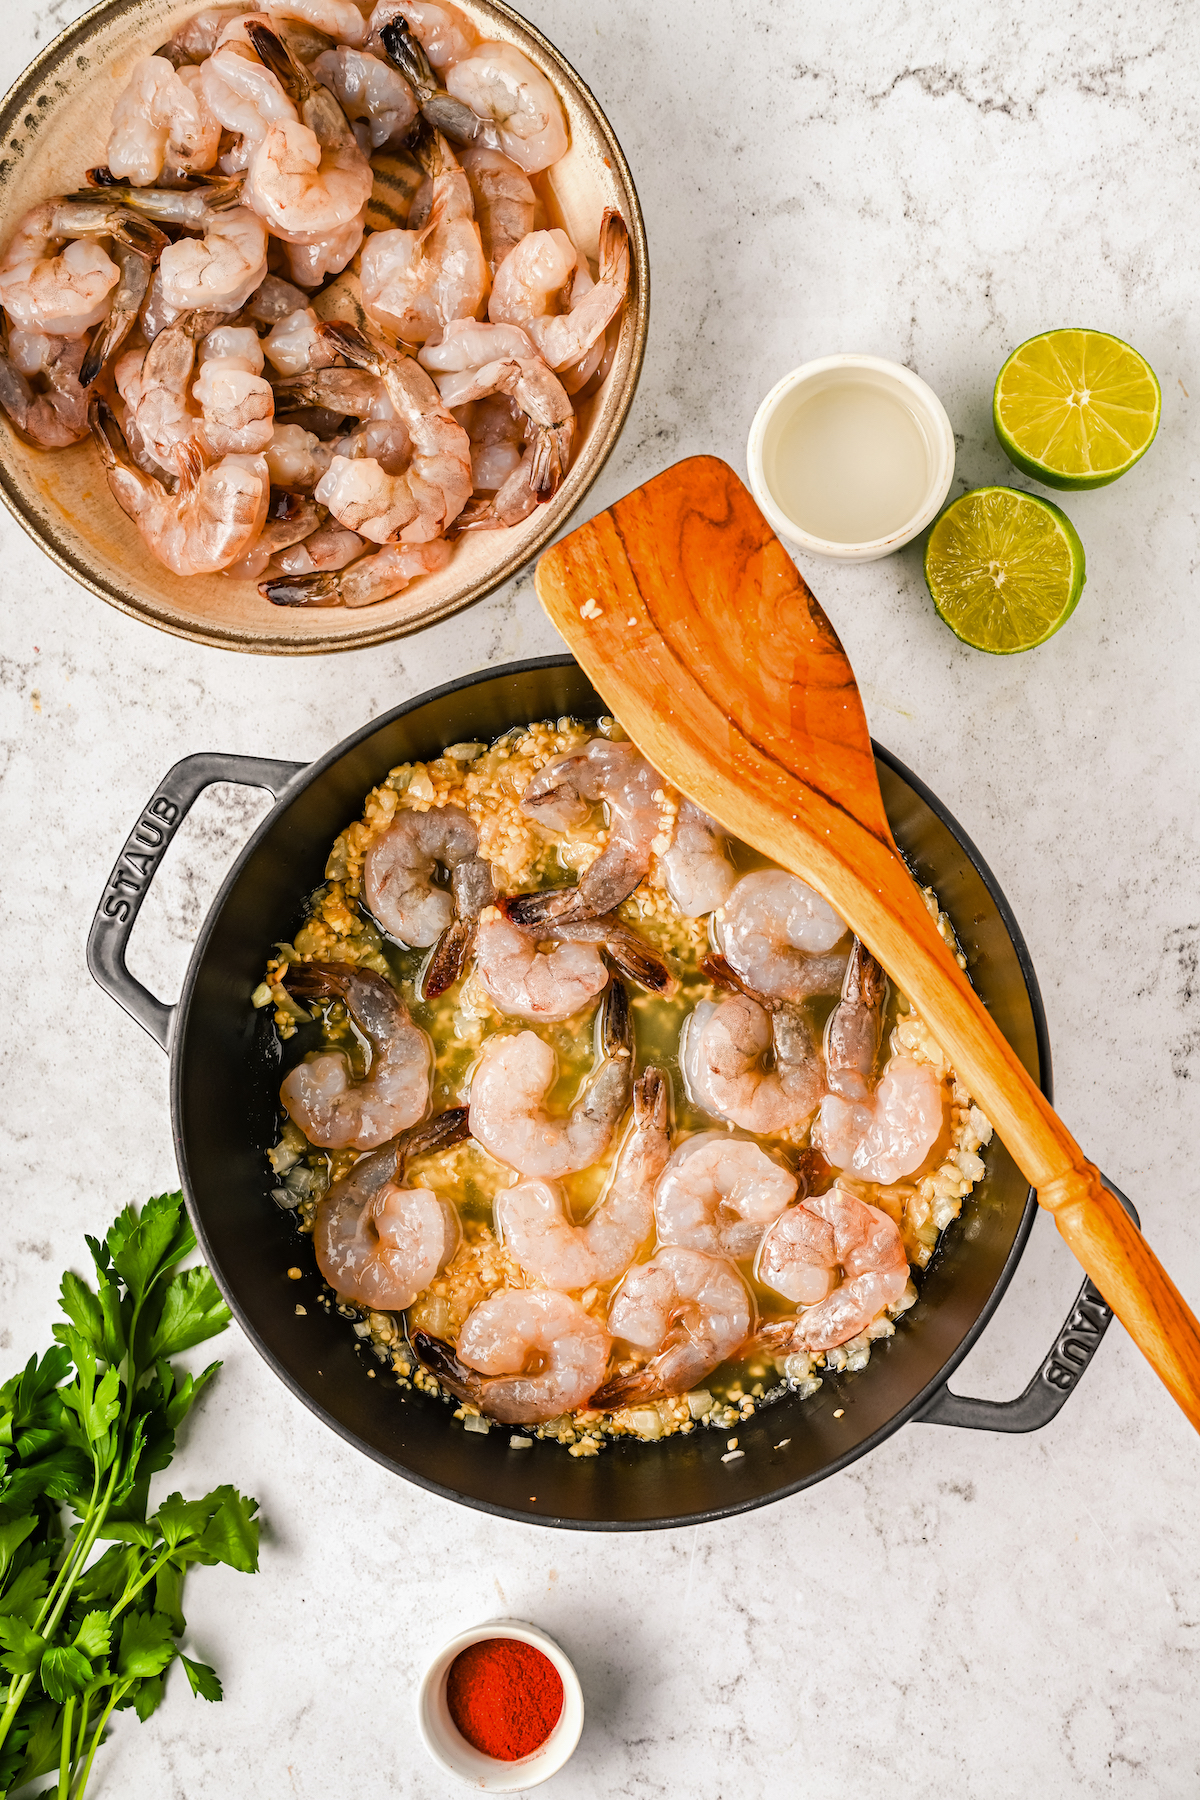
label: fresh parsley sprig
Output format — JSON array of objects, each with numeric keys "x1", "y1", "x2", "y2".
[{"x1": 0, "y1": 1192, "x2": 259, "y2": 1798}]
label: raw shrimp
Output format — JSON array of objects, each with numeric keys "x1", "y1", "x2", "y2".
[
  {"x1": 313, "y1": 1107, "x2": 469, "y2": 1309},
  {"x1": 502, "y1": 904, "x2": 676, "y2": 999},
  {"x1": 284, "y1": 209, "x2": 369, "y2": 288},
  {"x1": 814, "y1": 1055, "x2": 945, "y2": 1185},
  {"x1": 313, "y1": 453, "x2": 419, "y2": 541},
  {"x1": 756, "y1": 1187, "x2": 909, "y2": 1353},
  {"x1": 0, "y1": 205, "x2": 120, "y2": 338},
  {"x1": 661, "y1": 800, "x2": 736, "y2": 918},
  {"x1": 106, "y1": 56, "x2": 221, "y2": 186},
  {"x1": 279, "y1": 961, "x2": 432, "y2": 1149},
  {"x1": 506, "y1": 737, "x2": 662, "y2": 925},
  {"x1": 446, "y1": 41, "x2": 568, "y2": 173},
  {"x1": 114, "y1": 319, "x2": 201, "y2": 469},
  {"x1": 77, "y1": 213, "x2": 168, "y2": 386},
  {"x1": 157, "y1": 6, "x2": 256, "y2": 66},
  {"x1": 246, "y1": 274, "x2": 311, "y2": 325},
  {"x1": 273, "y1": 361, "x2": 392, "y2": 419},
  {"x1": 158, "y1": 205, "x2": 269, "y2": 314},
  {"x1": 460, "y1": 391, "x2": 523, "y2": 490},
  {"x1": 263, "y1": 306, "x2": 323, "y2": 374},
  {"x1": 304, "y1": 320, "x2": 471, "y2": 537},
  {"x1": 414, "y1": 1289, "x2": 611, "y2": 1425},
  {"x1": 490, "y1": 211, "x2": 629, "y2": 372},
  {"x1": 496, "y1": 1067, "x2": 669, "y2": 1290},
  {"x1": 429, "y1": 352, "x2": 575, "y2": 530},
  {"x1": 459, "y1": 144, "x2": 534, "y2": 272},
  {"x1": 824, "y1": 939, "x2": 887, "y2": 1101},
  {"x1": 379, "y1": 18, "x2": 487, "y2": 144},
  {"x1": 590, "y1": 1246, "x2": 754, "y2": 1408},
  {"x1": 262, "y1": 534, "x2": 450, "y2": 606},
  {"x1": 225, "y1": 488, "x2": 319, "y2": 577},
  {"x1": 359, "y1": 131, "x2": 489, "y2": 344},
  {"x1": 199, "y1": 42, "x2": 299, "y2": 174},
  {"x1": 90, "y1": 397, "x2": 269, "y2": 575},
  {"x1": 269, "y1": 517, "x2": 365, "y2": 575},
  {"x1": 654, "y1": 1132, "x2": 796, "y2": 1261},
  {"x1": 473, "y1": 911, "x2": 608, "y2": 1022},
  {"x1": 330, "y1": 416, "x2": 412, "y2": 472},
  {"x1": 362, "y1": 802, "x2": 495, "y2": 994},
  {"x1": 243, "y1": 24, "x2": 374, "y2": 244},
  {"x1": 715, "y1": 870, "x2": 849, "y2": 1004},
  {"x1": 469, "y1": 979, "x2": 633, "y2": 1178},
  {"x1": 194, "y1": 323, "x2": 275, "y2": 455},
  {"x1": 0, "y1": 333, "x2": 90, "y2": 449},
  {"x1": 368, "y1": 0, "x2": 479, "y2": 70},
  {"x1": 270, "y1": 0, "x2": 369, "y2": 44},
  {"x1": 680, "y1": 992, "x2": 824, "y2": 1136},
  {"x1": 417, "y1": 315, "x2": 536, "y2": 375},
  {"x1": 311, "y1": 47, "x2": 418, "y2": 149},
  {"x1": 263, "y1": 420, "x2": 333, "y2": 489}
]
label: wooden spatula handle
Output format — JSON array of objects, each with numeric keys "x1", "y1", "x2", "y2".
[{"x1": 1039, "y1": 1166, "x2": 1200, "y2": 1427}]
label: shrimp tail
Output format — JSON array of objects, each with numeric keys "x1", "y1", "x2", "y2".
[
  {"x1": 411, "y1": 1331, "x2": 484, "y2": 1406},
  {"x1": 597, "y1": 207, "x2": 630, "y2": 291},
  {"x1": 381, "y1": 22, "x2": 479, "y2": 145},
  {"x1": 587, "y1": 1366, "x2": 657, "y2": 1412},
  {"x1": 600, "y1": 975, "x2": 631, "y2": 1061},
  {"x1": 503, "y1": 885, "x2": 581, "y2": 927},
  {"x1": 542, "y1": 912, "x2": 677, "y2": 997},
  {"x1": 528, "y1": 423, "x2": 570, "y2": 496},
  {"x1": 316, "y1": 318, "x2": 381, "y2": 373},
  {"x1": 79, "y1": 217, "x2": 168, "y2": 387},
  {"x1": 633, "y1": 1065, "x2": 668, "y2": 1132},
  {"x1": 753, "y1": 1317, "x2": 805, "y2": 1357},
  {"x1": 399, "y1": 1105, "x2": 470, "y2": 1165},
  {"x1": 700, "y1": 951, "x2": 750, "y2": 996},
  {"x1": 260, "y1": 570, "x2": 344, "y2": 606},
  {"x1": 245, "y1": 20, "x2": 309, "y2": 103},
  {"x1": 422, "y1": 918, "x2": 473, "y2": 998},
  {"x1": 282, "y1": 960, "x2": 363, "y2": 1002}
]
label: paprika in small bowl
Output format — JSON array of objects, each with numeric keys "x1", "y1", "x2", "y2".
[{"x1": 416, "y1": 1620, "x2": 584, "y2": 1789}]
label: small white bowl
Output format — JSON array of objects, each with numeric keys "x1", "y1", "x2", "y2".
[
  {"x1": 416, "y1": 1619, "x2": 584, "y2": 1790},
  {"x1": 746, "y1": 353, "x2": 955, "y2": 562}
]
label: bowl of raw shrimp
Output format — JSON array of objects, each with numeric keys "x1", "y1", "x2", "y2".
[
  {"x1": 0, "y1": 1, "x2": 647, "y2": 653},
  {"x1": 88, "y1": 655, "x2": 1071, "y2": 1531}
]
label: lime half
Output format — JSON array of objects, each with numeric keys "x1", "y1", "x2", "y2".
[
  {"x1": 924, "y1": 487, "x2": 1086, "y2": 654},
  {"x1": 993, "y1": 328, "x2": 1161, "y2": 490}
]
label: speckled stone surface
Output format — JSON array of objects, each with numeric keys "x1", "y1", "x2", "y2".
[{"x1": 3, "y1": 3, "x2": 1200, "y2": 1795}]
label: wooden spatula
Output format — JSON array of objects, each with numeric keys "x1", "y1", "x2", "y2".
[{"x1": 535, "y1": 453, "x2": 1200, "y2": 1432}]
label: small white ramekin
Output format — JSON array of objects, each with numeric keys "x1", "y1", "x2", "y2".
[
  {"x1": 415, "y1": 1619, "x2": 584, "y2": 1790},
  {"x1": 746, "y1": 353, "x2": 955, "y2": 562}
]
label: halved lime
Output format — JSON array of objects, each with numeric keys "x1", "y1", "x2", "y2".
[
  {"x1": 923, "y1": 487, "x2": 1086, "y2": 654},
  {"x1": 993, "y1": 328, "x2": 1161, "y2": 489}
]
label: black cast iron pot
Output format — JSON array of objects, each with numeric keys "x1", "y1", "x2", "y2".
[{"x1": 88, "y1": 656, "x2": 1132, "y2": 1530}]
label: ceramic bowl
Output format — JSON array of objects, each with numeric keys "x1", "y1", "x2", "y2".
[
  {"x1": 746, "y1": 353, "x2": 955, "y2": 562},
  {"x1": 416, "y1": 1620, "x2": 584, "y2": 1789},
  {"x1": 0, "y1": 0, "x2": 648, "y2": 653}
]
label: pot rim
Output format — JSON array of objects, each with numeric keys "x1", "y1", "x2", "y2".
[
  {"x1": 169, "y1": 654, "x2": 1050, "y2": 1528},
  {"x1": 0, "y1": 2, "x2": 649, "y2": 656}
]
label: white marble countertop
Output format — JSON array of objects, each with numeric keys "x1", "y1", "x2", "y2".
[{"x1": 3, "y1": 2, "x2": 1200, "y2": 1794}]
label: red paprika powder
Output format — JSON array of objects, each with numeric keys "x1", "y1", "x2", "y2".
[{"x1": 446, "y1": 1636, "x2": 564, "y2": 1761}]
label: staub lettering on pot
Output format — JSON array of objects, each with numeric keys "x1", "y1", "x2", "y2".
[
  {"x1": 1043, "y1": 1289, "x2": 1112, "y2": 1392},
  {"x1": 101, "y1": 796, "x2": 180, "y2": 922}
]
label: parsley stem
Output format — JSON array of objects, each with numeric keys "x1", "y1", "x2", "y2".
[
  {"x1": 71, "y1": 1681, "x2": 129, "y2": 1800},
  {"x1": 57, "y1": 1695, "x2": 75, "y2": 1799}
]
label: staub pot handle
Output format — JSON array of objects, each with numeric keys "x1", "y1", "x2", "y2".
[{"x1": 88, "y1": 752, "x2": 305, "y2": 1050}]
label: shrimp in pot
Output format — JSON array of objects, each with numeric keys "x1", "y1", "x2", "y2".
[
  {"x1": 306, "y1": 320, "x2": 471, "y2": 538},
  {"x1": 414, "y1": 1289, "x2": 611, "y2": 1425},
  {"x1": 495, "y1": 900, "x2": 677, "y2": 1002},
  {"x1": 262, "y1": 534, "x2": 451, "y2": 607},
  {"x1": 279, "y1": 961, "x2": 433, "y2": 1149},
  {"x1": 445, "y1": 41, "x2": 568, "y2": 173},
  {"x1": 654, "y1": 1132, "x2": 797, "y2": 1261},
  {"x1": 715, "y1": 869, "x2": 849, "y2": 1004},
  {"x1": 89, "y1": 397, "x2": 269, "y2": 575},
  {"x1": 363, "y1": 802, "x2": 495, "y2": 995},
  {"x1": 824, "y1": 939, "x2": 888, "y2": 1101},
  {"x1": 243, "y1": 24, "x2": 374, "y2": 246},
  {"x1": 496, "y1": 1067, "x2": 669, "y2": 1291},
  {"x1": 473, "y1": 910, "x2": 608, "y2": 1022},
  {"x1": 0, "y1": 205, "x2": 121, "y2": 338},
  {"x1": 458, "y1": 144, "x2": 534, "y2": 272},
  {"x1": 106, "y1": 56, "x2": 221, "y2": 187},
  {"x1": 661, "y1": 800, "x2": 736, "y2": 918},
  {"x1": 368, "y1": 1, "x2": 479, "y2": 70},
  {"x1": 490, "y1": 210, "x2": 629, "y2": 373},
  {"x1": 506, "y1": 737, "x2": 663, "y2": 926},
  {"x1": 313, "y1": 1106, "x2": 469, "y2": 1309},
  {"x1": 311, "y1": 47, "x2": 418, "y2": 149},
  {"x1": 0, "y1": 333, "x2": 91, "y2": 449},
  {"x1": 590, "y1": 1247, "x2": 754, "y2": 1409},
  {"x1": 756, "y1": 1187, "x2": 909, "y2": 1353},
  {"x1": 469, "y1": 978, "x2": 633, "y2": 1178},
  {"x1": 814, "y1": 1055, "x2": 946, "y2": 1185},
  {"x1": 359, "y1": 131, "x2": 489, "y2": 345},
  {"x1": 193, "y1": 323, "x2": 275, "y2": 455},
  {"x1": 680, "y1": 992, "x2": 824, "y2": 1136}
]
